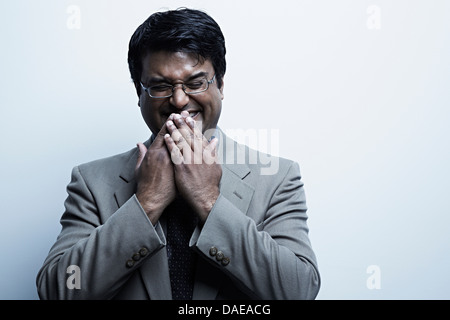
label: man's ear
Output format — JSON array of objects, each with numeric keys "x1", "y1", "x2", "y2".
[
  {"x1": 134, "y1": 82, "x2": 141, "y2": 107},
  {"x1": 219, "y1": 78, "x2": 224, "y2": 100}
]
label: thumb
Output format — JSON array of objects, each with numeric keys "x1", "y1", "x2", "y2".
[
  {"x1": 152, "y1": 123, "x2": 168, "y2": 148},
  {"x1": 135, "y1": 142, "x2": 148, "y2": 173}
]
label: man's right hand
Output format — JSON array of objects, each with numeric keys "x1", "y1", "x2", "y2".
[{"x1": 135, "y1": 123, "x2": 177, "y2": 225}]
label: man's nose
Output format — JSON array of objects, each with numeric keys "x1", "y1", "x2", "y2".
[{"x1": 169, "y1": 85, "x2": 189, "y2": 109}]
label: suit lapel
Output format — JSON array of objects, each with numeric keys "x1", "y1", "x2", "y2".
[
  {"x1": 216, "y1": 128, "x2": 254, "y2": 215},
  {"x1": 113, "y1": 149, "x2": 137, "y2": 208}
]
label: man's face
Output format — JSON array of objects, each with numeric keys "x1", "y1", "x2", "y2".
[{"x1": 138, "y1": 51, "x2": 224, "y2": 137}]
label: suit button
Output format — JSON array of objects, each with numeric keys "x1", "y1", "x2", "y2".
[
  {"x1": 132, "y1": 253, "x2": 141, "y2": 261},
  {"x1": 126, "y1": 259, "x2": 135, "y2": 268},
  {"x1": 221, "y1": 257, "x2": 230, "y2": 266},
  {"x1": 209, "y1": 246, "x2": 218, "y2": 256},
  {"x1": 216, "y1": 251, "x2": 224, "y2": 261},
  {"x1": 139, "y1": 247, "x2": 149, "y2": 257}
]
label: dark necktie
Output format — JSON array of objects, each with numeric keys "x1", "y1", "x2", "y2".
[{"x1": 166, "y1": 197, "x2": 198, "y2": 300}]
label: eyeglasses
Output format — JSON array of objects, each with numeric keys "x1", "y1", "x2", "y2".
[{"x1": 140, "y1": 74, "x2": 216, "y2": 99}]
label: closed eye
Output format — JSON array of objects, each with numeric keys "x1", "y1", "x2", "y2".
[
  {"x1": 185, "y1": 81, "x2": 204, "y2": 90},
  {"x1": 150, "y1": 84, "x2": 172, "y2": 92}
]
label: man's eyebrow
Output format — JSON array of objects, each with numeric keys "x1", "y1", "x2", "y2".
[
  {"x1": 145, "y1": 76, "x2": 168, "y2": 84},
  {"x1": 145, "y1": 71, "x2": 210, "y2": 84},
  {"x1": 185, "y1": 71, "x2": 209, "y2": 81}
]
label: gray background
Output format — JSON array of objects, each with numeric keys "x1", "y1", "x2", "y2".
[{"x1": 1, "y1": 0, "x2": 449, "y2": 299}]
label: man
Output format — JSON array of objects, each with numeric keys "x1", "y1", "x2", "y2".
[{"x1": 36, "y1": 8, "x2": 320, "y2": 300}]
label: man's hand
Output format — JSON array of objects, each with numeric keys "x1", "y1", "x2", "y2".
[
  {"x1": 135, "y1": 123, "x2": 177, "y2": 225},
  {"x1": 164, "y1": 111, "x2": 222, "y2": 223}
]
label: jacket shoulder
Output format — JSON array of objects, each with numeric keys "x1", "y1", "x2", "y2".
[{"x1": 75, "y1": 146, "x2": 138, "y2": 184}]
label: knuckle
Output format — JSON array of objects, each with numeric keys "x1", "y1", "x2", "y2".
[
  {"x1": 194, "y1": 132, "x2": 202, "y2": 140},
  {"x1": 177, "y1": 136, "x2": 185, "y2": 144},
  {"x1": 156, "y1": 151, "x2": 167, "y2": 162}
]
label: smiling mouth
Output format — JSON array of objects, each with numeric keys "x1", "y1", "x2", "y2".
[{"x1": 188, "y1": 111, "x2": 200, "y2": 119}]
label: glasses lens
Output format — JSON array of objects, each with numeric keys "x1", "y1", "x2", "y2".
[
  {"x1": 149, "y1": 84, "x2": 172, "y2": 97},
  {"x1": 184, "y1": 79, "x2": 208, "y2": 94}
]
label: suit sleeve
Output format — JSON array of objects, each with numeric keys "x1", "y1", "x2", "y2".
[
  {"x1": 36, "y1": 166, "x2": 166, "y2": 300},
  {"x1": 190, "y1": 161, "x2": 320, "y2": 300}
]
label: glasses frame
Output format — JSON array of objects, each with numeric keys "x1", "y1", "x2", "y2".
[{"x1": 140, "y1": 74, "x2": 216, "y2": 99}]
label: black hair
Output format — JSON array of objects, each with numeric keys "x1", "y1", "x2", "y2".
[{"x1": 128, "y1": 8, "x2": 226, "y2": 96}]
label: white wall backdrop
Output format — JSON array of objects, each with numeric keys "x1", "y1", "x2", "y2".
[{"x1": 1, "y1": 0, "x2": 449, "y2": 299}]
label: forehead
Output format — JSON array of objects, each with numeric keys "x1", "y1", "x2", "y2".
[{"x1": 141, "y1": 51, "x2": 213, "y2": 81}]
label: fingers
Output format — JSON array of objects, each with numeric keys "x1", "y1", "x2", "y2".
[
  {"x1": 167, "y1": 113, "x2": 195, "y2": 151},
  {"x1": 153, "y1": 122, "x2": 169, "y2": 148},
  {"x1": 135, "y1": 142, "x2": 148, "y2": 174},
  {"x1": 136, "y1": 142, "x2": 148, "y2": 161},
  {"x1": 164, "y1": 132, "x2": 219, "y2": 166},
  {"x1": 164, "y1": 133, "x2": 184, "y2": 165},
  {"x1": 166, "y1": 119, "x2": 191, "y2": 152},
  {"x1": 136, "y1": 122, "x2": 169, "y2": 170},
  {"x1": 164, "y1": 111, "x2": 219, "y2": 165},
  {"x1": 166, "y1": 112, "x2": 208, "y2": 152},
  {"x1": 187, "y1": 114, "x2": 209, "y2": 150},
  {"x1": 180, "y1": 110, "x2": 209, "y2": 149}
]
